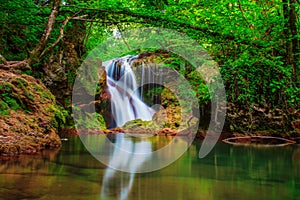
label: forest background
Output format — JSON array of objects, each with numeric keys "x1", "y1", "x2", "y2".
[{"x1": 0, "y1": 0, "x2": 299, "y2": 135}]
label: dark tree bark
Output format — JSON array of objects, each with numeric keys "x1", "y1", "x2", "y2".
[
  {"x1": 282, "y1": 0, "x2": 292, "y2": 63},
  {"x1": 282, "y1": 0, "x2": 299, "y2": 81}
]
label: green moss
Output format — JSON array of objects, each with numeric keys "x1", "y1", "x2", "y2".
[
  {"x1": 41, "y1": 90, "x2": 54, "y2": 100},
  {"x1": 161, "y1": 88, "x2": 180, "y2": 107},
  {"x1": 0, "y1": 100, "x2": 10, "y2": 115},
  {"x1": 123, "y1": 119, "x2": 149, "y2": 128},
  {"x1": 33, "y1": 84, "x2": 55, "y2": 100},
  {"x1": 72, "y1": 105, "x2": 106, "y2": 129},
  {"x1": 0, "y1": 83, "x2": 13, "y2": 92},
  {"x1": 95, "y1": 113, "x2": 106, "y2": 130},
  {"x1": 15, "y1": 78, "x2": 35, "y2": 101},
  {"x1": 0, "y1": 81, "x2": 24, "y2": 114},
  {"x1": 123, "y1": 118, "x2": 160, "y2": 130},
  {"x1": 81, "y1": 112, "x2": 106, "y2": 129},
  {"x1": 47, "y1": 105, "x2": 69, "y2": 129},
  {"x1": 1, "y1": 93, "x2": 21, "y2": 111},
  {"x1": 15, "y1": 78, "x2": 27, "y2": 87}
]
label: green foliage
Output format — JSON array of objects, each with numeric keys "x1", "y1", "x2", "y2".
[
  {"x1": 73, "y1": 106, "x2": 107, "y2": 129},
  {"x1": 78, "y1": 112, "x2": 107, "y2": 129},
  {"x1": 47, "y1": 105, "x2": 70, "y2": 129},
  {"x1": 1, "y1": 0, "x2": 299, "y2": 131},
  {"x1": 141, "y1": 85, "x2": 164, "y2": 105},
  {"x1": 0, "y1": 0, "x2": 45, "y2": 60},
  {"x1": 67, "y1": 71, "x2": 77, "y2": 85},
  {"x1": 156, "y1": 53, "x2": 211, "y2": 104}
]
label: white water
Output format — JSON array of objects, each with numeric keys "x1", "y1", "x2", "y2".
[
  {"x1": 104, "y1": 55, "x2": 155, "y2": 127},
  {"x1": 100, "y1": 133, "x2": 152, "y2": 200}
]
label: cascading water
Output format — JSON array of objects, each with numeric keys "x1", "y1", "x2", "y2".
[
  {"x1": 104, "y1": 55, "x2": 156, "y2": 127},
  {"x1": 100, "y1": 55, "x2": 159, "y2": 199}
]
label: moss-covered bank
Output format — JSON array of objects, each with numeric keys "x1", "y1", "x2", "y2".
[{"x1": 0, "y1": 69, "x2": 61, "y2": 157}]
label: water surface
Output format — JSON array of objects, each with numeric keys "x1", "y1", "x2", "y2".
[{"x1": 0, "y1": 134, "x2": 299, "y2": 200}]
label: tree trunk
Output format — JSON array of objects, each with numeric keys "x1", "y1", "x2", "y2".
[
  {"x1": 28, "y1": 0, "x2": 61, "y2": 65},
  {"x1": 282, "y1": 0, "x2": 292, "y2": 64},
  {"x1": 289, "y1": 0, "x2": 299, "y2": 81},
  {"x1": 282, "y1": 0, "x2": 299, "y2": 81}
]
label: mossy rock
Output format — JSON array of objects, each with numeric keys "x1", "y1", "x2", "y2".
[
  {"x1": 0, "y1": 69, "x2": 61, "y2": 157},
  {"x1": 123, "y1": 119, "x2": 151, "y2": 128},
  {"x1": 122, "y1": 118, "x2": 161, "y2": 133}
]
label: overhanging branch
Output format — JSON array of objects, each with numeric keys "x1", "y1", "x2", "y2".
[
  {"x1": 40, "y1": 14, "x2": 88, "y2": 57},
  {"x1": 28, "y1": 0, "x2": 61, "y2": 64},
  {"x1": 59, "y1": 5, "x2": 267, "y2": 48}
]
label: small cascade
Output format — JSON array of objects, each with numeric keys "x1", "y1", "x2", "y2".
[
  {"x1": 104, "y1": 55, "x2": 156, "y2": 127},
  {"x1": 137, "y1": 61, "x2": 163, "y2": 106}
]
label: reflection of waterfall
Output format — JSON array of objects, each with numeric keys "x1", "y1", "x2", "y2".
[
  {"x1": 100, "y1": 55, "x2": 159, "y2": 199},
  {"x1": 100, "y1": 133, "x2": 152, "y2": 200},
  {"x1": 104, "y1": 55, "x2": 155, "y2": 127}
]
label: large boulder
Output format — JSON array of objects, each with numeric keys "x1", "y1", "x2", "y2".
[{"x1": 0, "y1": 69, "x2": 61, "y2": 157}]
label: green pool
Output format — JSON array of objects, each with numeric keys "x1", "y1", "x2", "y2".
[{"x1": 0, "y1": 134, "x2": 299, "y2": 200}]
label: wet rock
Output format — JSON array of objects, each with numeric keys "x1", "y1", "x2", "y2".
[{"x1": 225, "y1": 103, "x2": 298, "y2": 133}]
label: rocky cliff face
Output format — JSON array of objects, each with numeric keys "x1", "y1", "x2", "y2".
[{"x1": 0, "y1": 69, "x2": 61, "y2": 157}]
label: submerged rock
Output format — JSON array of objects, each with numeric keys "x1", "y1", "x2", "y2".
[{"x1": 0, "y1": 69, "x2": 61, "y2": 157}]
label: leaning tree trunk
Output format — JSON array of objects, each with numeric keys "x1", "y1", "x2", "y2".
[{"x1": 28, "y1": 0, "x2": 61, "y2": 65}]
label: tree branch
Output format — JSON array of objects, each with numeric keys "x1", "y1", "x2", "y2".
[
  {"x1": 28, "y1": 0, "x2": 61, "y2": 64},
  {"x1": 59, "y1": 5, "x2": 267, "y2": 48},
  {"x1": 84, "y1": 19, "x2": 95, "y2": 45},
  {"x1": 238, "y1": 0, "x2": 256, "y2": 38},
  {"x1": 0, "y1": 60, "x2": 31, "y2": 71},
  {"x1": 116, "y1": 24, "x2": 131, "y2": 49},
  {"x1": 40, "y1": 15, "x2": 88, "y2": 58},
  {"x1": 40, "y1": 16, "x2": 70, "y2": 58}
]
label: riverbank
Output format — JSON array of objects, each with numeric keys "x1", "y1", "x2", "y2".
[
  {"x1": 59, "y1": 126, "x2": 300, "y2": 143},
  {"x1": 0, "y1": 68, "x2": 299, "y2": 159}
]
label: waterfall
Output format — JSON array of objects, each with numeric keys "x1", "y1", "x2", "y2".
[{"x1": 104, "y1": 55, "x2": 155, "y2": 127}]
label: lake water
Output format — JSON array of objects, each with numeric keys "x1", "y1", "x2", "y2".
[{"x1": 0, "y1": 134, "x2": 299, "y2": 200}]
